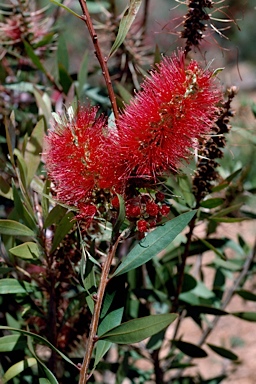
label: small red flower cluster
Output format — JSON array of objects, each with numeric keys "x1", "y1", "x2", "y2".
[{"x1": 45, "y1": 51, "x2": 221, "y2": 233}]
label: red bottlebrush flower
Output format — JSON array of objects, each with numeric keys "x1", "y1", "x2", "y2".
[
  {"x1": 111, "y1": 195, "x2": 120, "y2": 209},
  {"x1": 117, "y1": 51, "x2": 222, "y2": 180},
  {"x1": 155, "y1": 191, "x2": 165, "y2": 202},
  {"x1": 159, "y1": 205, "x2": 170, "y2": 217},
  {"x1": 44, "y1": 106, "x2": 109, "y2": 214},
  {"x1": 146, "y1": 202, "x2": 159, "y2": 217},
  {"x1": 76, "y1": 204, "x2": 97, "y2": 223},
  {"x1": 137, "y1": 219, "x2": 148, "y2": 233},
  {"x1": 126, "y1": 203, "x2": 141, "y2": 218}
]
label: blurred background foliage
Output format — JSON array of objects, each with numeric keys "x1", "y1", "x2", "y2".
[{"x1": 0, "y1": 0, "x2": 256, "y2": 383}]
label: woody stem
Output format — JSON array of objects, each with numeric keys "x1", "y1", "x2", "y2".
[
  {"x1": 78, "y1": 0, "x2": 119, "y2": 121},
  {"x1": 78, "y1": 234, "x2": 122, "y2": 384}
]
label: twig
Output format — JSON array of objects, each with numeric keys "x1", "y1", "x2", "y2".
[
  {"x1": 78, "y1": 0, "x2": 119, "y2": 121},
  {"x1": 78, "y1": 232, "x2": 123, "y2": 384}
]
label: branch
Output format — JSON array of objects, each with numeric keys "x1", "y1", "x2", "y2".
[
  {"x1": 78, "y1": 0, "x2": 119, "y2": 121},
  {"x1": 78, "y1": 233, "x2": 123, "y2": 384}
]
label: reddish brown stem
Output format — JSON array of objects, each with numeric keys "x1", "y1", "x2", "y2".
[
  {"x1": 78, "y1": 234, "x2": 122, "y2": 384},
  {"x1": 78, "y1": 0, "x2": 119, "y2": 121}
]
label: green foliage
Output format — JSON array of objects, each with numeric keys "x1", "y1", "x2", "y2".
[{"x1": 0, "y1": 0, "x2": 256, "y2": 383}]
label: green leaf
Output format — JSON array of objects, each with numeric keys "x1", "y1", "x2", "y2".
[
  {"x1": 211, "y1": 67, "x2": 225, "y2": 77},
  {"x1": 173, "y1": 340, "x2": 207, "y2": 358},
  {"x1": 49, "y1": 0, "x2": 81, "y2": 18},
  {"x1": 210, "y1": 203, "x2": 243, "y2": 218},
  {"x1": 0, "y1": 220, "x2": 35, "y2": 237},
  {"x1": 9, "y1": 242, "x2": 40, "y2": 259},
  {"x1": 27, "y1": 335, "x2": 59, "y2": 384},
  {"x1": 44, "y1": 204, "x2": 68, "y2": 228},
  {"x1": 58, "y1": 63, "x2": 73, "y2": 95},
  {"x1": 58, "y1": 35, "x2": 69, "y2": 71},
  {"x1": 251, "y1": 102, "x2": 256, "y2": 118},
  {"x1": 112, "y1": 211, "x2": 196, "y2": 277},
  {"x1": 178, "y1": 175, "x2": 195, "y2": 207},
  {"x1": 210, "y1": 217, "x2": 247, "y2": 223},
  {"x1": 112, "y1": 194, "x2": 126, "y2": 240},
  {"x1": 236, "y1": 289, "x2": 256, "y2": 302},
  {"x1": 24, "y1": 41, "x2": 46, "y2": 73},
  {"x1": 0, "y1": 279, "x2": 34, "y2": 294},
  {"x1": 200, "y1": 198, "x2": 224, "y2": 209},
  {"x1": 42, "y1": 179, "x2": 51, "y2": 220},
  {"x1": 99, "y1": 313, "x2": 178, "y2": 344},
  {"x1": 226, "y1": 168, "x2": 242, "y2": 182},
  {"x1": 207, "y1": 343, "x2": 238, "y2": 361},
  {"x1": 212, "y1": 258, "x2": 242, "y2": 271},
  {"x1": 0, "y1": 335, "x2": 27, "y2": 352},
  {"x1": 4, "y1": 111, "x2": 16, "y2": 167},
  {"x1": 94, "y1": 307, "x2": 124, "y2": 367},
  {"x1": 162, "y1": 238, "x2": 229, "y2": 263},
  {"x1": 12, "y1": 182, "x2": 37, "y2": 231},
  {"x1": 0, "y1": 176, "x2": 13, "y2": 200},
  {"x1": 187, "y1": 305, "x2": 228, "y2": 316},
  {"x1": 109, "y1": 0, "x2": 142, "y2": 57},
  {"x1": 14, "y1": 148, "x2": 28, "y2": 189},
  {"x1": 115, "y1": 82, "x2": 132, "y2": 104},
  {"x1": 232, "y1": 312, "x2": 256, "y2": 322},
  {"x1": 33, "y1": 87, "x2": 52, "y2": 123},
  {"x1": 39, "y1": 379, "x2": 52, "y2": 384},
  {"x1": 51, "y1": 211, "x2": 75, "y2": 253},
  {"x1": 0, "y1": 326, "x2": 77, "y2": 369},
  {"x1": 2, "y1": 358, "x2": 37, "y2": 383},
  {"x1": 24, "y1": 119, "x2": 45, "y2": 185},
  {"x1": 199, "y1": 238, "x2": 226, "y2": 260}
]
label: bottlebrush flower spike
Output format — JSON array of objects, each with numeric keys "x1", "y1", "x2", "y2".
[
  {"x1": 44, "y1": 106, "x2": 110, "y2": 217},
  {"x1": 117, "y1": 51, "x2": 222, "y2": 180}
]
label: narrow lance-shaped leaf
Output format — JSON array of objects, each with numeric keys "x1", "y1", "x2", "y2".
[
  {"x1": 0, "y1": 279, "x2": 34, "y2": 294},
  {"x1": 232, "y1": 312, "x2": 256, "y2": 322},
  {"x1": 207, "y1": 343, "x2": 238, "y2": 361},
  {"x1": 172, "y1": 340, "x2": 208, "y2": 358},
  {"x1": 109, "y1": 0, "x2": 142, "y2": 57},
  {"x1": 49, "y1": 0, "x2": 81, "y2": 18},
  {"x1": 199, "y1": 238, "x2": 226, "y2": 260},
  {"x1": 50, "y1": 211, "x2": 75, "y2": 253},
  {"x1": 24, "y1": 119, "x2": 45, "y2": 185},
  {"x1": 112, "y1": 193, "x2": 126, "y2": 240},
  {"x1": 0, "y1": 175, "x2": 13, "y2": 200},
  {"x1": 0, "y1": 334, "x2": 27, "y2": 352},
  {"x1": 236, "y1": 289, "x2": 256, "y2": 302},
  {"x1": 99, "y1": 313, "x2": 178, "y2": 344},
  {"x1": 0, "y1": 220, "x2": 35, "y2": 237},
  {"x1": 112, "y1": 210, "x2": 196, "y2": 277},
  {"x1": 0, "y1": 326, "x2": 77, "y2": 369},
  {"x1": 27, "y1": 334, "x2": 59, "y2": 384},
  {"x1": 24, "y1": 41, "x2": 47, "y2": 74},
  {"x1": 4, "y1": 111, "x2": 15, "y2": 167},
  {"x1": 2, "y1": 358, "x2": 37, "y2": 383},
  {"x1": 9, "y1": 242, "x2": 40, "y2": 260},
  {"x1": 94, "y1": 307, "x2": 124, "y2": 368}
]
